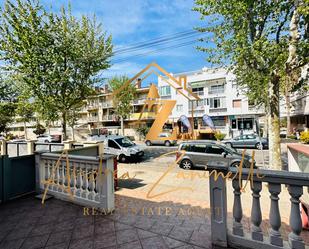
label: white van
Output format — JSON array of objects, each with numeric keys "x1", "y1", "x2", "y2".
[{"x1": 92, "y1": 135, "x2": 144, "y2": 162}]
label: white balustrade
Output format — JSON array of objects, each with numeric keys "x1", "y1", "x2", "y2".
[{"x1": 38, "y1": 152, "x2": 115, "y2": 211}]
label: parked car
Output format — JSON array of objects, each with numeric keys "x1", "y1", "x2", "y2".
[
  {"x1": 176, "y1": 141, "x2": 255, "y2": 170},
  {"x1": 223, "y1": 134, "x2": 268, "y2": 150},
  {"x1": 145, "y1": 133, "x2": 177, "y2": 146},
  {"x1": 37, "y1": 134, "x2": 61, "y2": 143},
  {"x1": 280, "y1": 128, "x2": 287, "y2": 138},
  {"x1": 99, "y1": 135, "x2": 144, "y2": 163}
]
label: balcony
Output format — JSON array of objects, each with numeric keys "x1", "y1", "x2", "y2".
[
  {"x1": 129, "y1": 112, "x2": 156, "y2": 120},
  {"x1": 87, "y1": 104, "x2": 99, "y2": 110},
  {"x1": 209, "y1": 107, "x2": 227, "y2": 113},
  {"x1": 88, "y1": 116, "x2": 99, "y2": 122},
  {"x1": 101, "y1": 102, "x2": 113, "y2": 108},
  {"x1": 133, "y1": 99, "x2": 146, "y2": 105},
  {"x1": 2, "y1": 141, "x2": 309, "y2": 249}
]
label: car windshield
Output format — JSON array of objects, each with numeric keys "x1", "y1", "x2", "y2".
[{"x1": 115, "y1": 137, "x2": 135, "y2": 147}]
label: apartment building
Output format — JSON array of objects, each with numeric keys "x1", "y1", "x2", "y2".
[
  {"x1": 75, "y1": 83, "x2": 152, "y2": 137},
  {"x1": 280, "y1": 89, "x2": 309, "y2": 132},
  {"x1": 9, "y1": 83, "x2": 152, "y2": 140},
  {"x1": 157, "y1": 67, "x2": 265, "y2": 138}
]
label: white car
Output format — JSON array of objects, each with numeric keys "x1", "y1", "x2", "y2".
[
  {"x1": 145, "y1": 132, "x2": 177, "y2": 146},
  {"x1": 37, "y1": 134, "x2": 60, "y2": 143},
  {"x1": 93, "y1": 135, "x2": 144, "y2": 162}
]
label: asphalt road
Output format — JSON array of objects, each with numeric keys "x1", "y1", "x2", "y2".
[{"x1": 125, "y1": 142, "x2": 288, "y2": 169}]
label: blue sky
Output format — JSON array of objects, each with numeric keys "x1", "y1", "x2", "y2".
[{"x1": 1, "y1": 0, "x2": 211, "y2": 84}]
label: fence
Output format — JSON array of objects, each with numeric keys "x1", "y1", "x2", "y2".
[
  {"x1": 36, "y1": 149, "x2": 115, "y2": 210},
  {"x1": 207, "y1": 163, "x2": 309, "y2": 249},
  {"x1": 0, "y1": 154, "x2": 35, "y2": 203},
  {"x1": 2, "y1": 140, "x2": 84, "y2": 157}
]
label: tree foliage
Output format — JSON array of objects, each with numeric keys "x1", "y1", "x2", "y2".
[
  {"x1": 194, "y1": 0, "x2": 308, "y2": 168},
  {"x1": 109, "y1": 76, "x2": 137, "y2": 119},
  {"x1": 0, "y1": 75, "x2": 17, "y2": 133},
  {"x1": 0, "y1": 0, "x2": 113, "y2": 140},
  {"x1": 109, "y1": 76, "x2": 137, "y2": 135}
]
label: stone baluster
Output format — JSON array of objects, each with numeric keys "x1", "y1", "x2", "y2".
[
  {"x1": 54, "y1": 161, "x2": 60, "y2": 191},
  {"x1": 82, "y1": 165, "x2": 89, "y2": 199},
  {"x1": 48, "y1": 160, "x2": 53, "y2": 190},
  {"x1": 269, "y1": 183, "x2": 283, "y2": 247},
  {"x1": 88, "y1": 166, "x2": 96, "y2": 200},
  {"x1": 251, "y1": 181, "x2": 263, "y2": 241},
  {"x1": 71, "y1": 163, "x2": 77, "y2": 195},
  {"x1": 76, "y1": 164, "x2": 83, "y2": 197},
  {"x1": 232, "y1": 179, "x2": 244, "y2": 236},
  {"x1": 61, "y1": 161, "x2": 66, "y2": 192},
  {"x1": 288, "y1": 185, "x2": 305, "y2": 249}
]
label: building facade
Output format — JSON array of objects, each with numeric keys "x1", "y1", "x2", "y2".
[{"x1": 157, "y1": 67, "x2": 265, "y2": 138}]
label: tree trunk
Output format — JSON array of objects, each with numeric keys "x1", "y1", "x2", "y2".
[
  {"x1": 268, "y1": 74, "x2": 282, "y2": 170},
  {"x1": 24, "y1": 121, "x2": 28, "y2": 140},
  {"x1": 71, "y1": 126, "x2": 75, "y2": 141},
  {"x1": 285, "y1": 91, "x2": 291, "y2": 136},
  {"x1": 62, "y1": 112, "x2": 67, "y2": 141},
  {"x1": 121, "y1": 116, "x2": 124, "y2": 136}
]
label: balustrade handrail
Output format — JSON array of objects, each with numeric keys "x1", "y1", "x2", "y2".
[
  {"x1": 206, "y1": 164, "x2": 309, "y2": 186},
  {"x1": 40, "y1": 152, "x2": 114, "y2": 163}
]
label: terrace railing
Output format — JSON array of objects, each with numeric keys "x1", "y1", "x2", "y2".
[
  {"x1": 207, "y1": 163, "x2": 309, "y2": 249},
  {"x1": 36, "y1": 151, "x2": 115, "y2": 210}
]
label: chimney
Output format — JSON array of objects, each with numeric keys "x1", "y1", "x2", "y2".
[{"x1": 136, "y1": 78, "x2": 141, "y2": 89}]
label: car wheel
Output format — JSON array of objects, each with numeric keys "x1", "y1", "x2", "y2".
[
  {"x1": 118, "y1": 154, "x2": 126, "y2": 163},
  {"x1": 231, "y1": 162, "x2": 240, "y2": 168},
  {"x1": 44, "y1": 140, "x2": 49, "y2": 143},
  {"x1": 255, "y1": 143, "x2": 263, "y2": 150},
  {"x1": 181, "y1": 159, "x2": 193, "y2": 170},
  {"x1": 225, "y1": 142, "x2": 233, "y2": 148},
  {"x1": 164, "y1": 140, "x2": 171, "y2": 146},
  {"x1": 145, "y1": 140, "x2": 152, "y2": 146}
]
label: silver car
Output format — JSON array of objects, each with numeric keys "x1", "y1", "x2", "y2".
[
  {"x1": 145, "y1": 133, "x2": 177, "y2": 147},
  {"x1": 224, "y1": 134, "x2": 268, "y2": 150},
  {"x1": 176, "y1": 141, "x2": 254, "y2": 169}
]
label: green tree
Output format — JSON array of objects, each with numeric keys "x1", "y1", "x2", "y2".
[
  {"x1": 0, "y1": 75, "x2": 17, "y2": 134},
  {"x1": 109, "y1": 76, "x2": 137, "y2": 136},
  {"x1": 0, "y1": 0, "x2": 113, "y2": 141},
  {"x1": 194, "y1": 0, "x2": 308, "y2": 169},
  {"x1": 15, "y1": 95, "x2": 34, "y2": 139},
  {"x1": 33, "y1": 123, "x2": 46, "y2": 136}
]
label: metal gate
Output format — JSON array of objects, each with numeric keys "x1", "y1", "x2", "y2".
[{"x1": 0, "y1": 154, "x2": 35, "y2": 203}]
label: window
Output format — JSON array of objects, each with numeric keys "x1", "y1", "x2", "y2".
[
  {"x1": 209, "y1": 97, "x2": 226, "y2": 109},
  {"x1": 159, "y1": 86, "x2": 171, "y2": 96},
  {"x1": 108, "y1": 140, "x2": 120, "y2": 149},
  {"x1": 237, "y1": 118, "x2": 253, "y2": 130},
  {"x1": 233, "y1": 99, "x2": 242, "y2": 108},
  {"x1": 211, "y1": 116, "x2": 226, "y2": 127},
  {"x1": 114, "y1": 137, "x2": 134, "y2": 147},
  {"x1": 206, "y1": 145, "x2": 225, "y2": 155},
  {"x1": 176, "y1": 104, "x2": 183, "y2": 112},
  {"x1": 246, "y1": 134, "x2": 256, "y2": 139},
  {"x1": 209, "y1": 84, "x2": 225, "y2": 94},
  {"x1": 192, "y1": 87, "x2": 204, "y2": 96},
  {"x1": 231, "y1": 119, "x2": 237, "y2": 129},
  {"x1": 192, "y1": 144, "x2": 207, "y2": 153},
  {"x1": 189, "y1": 99, "x2": 205, "y2": 109}
]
